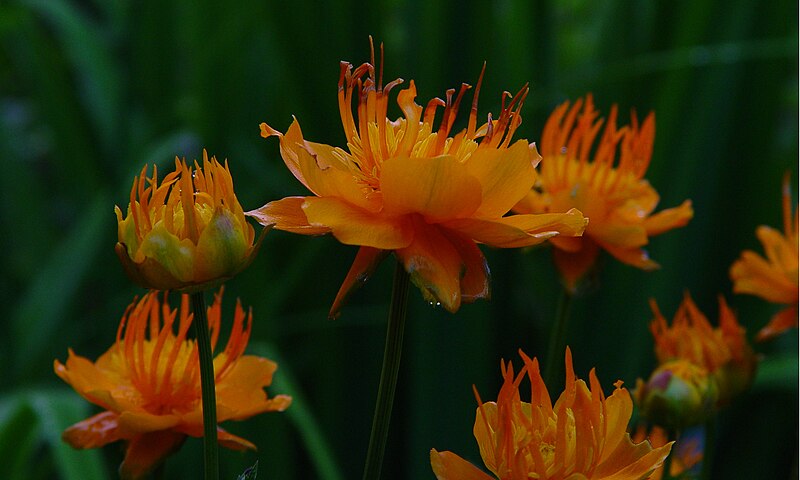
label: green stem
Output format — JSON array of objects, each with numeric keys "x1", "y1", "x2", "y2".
[
  {"x1": 361, "y1": 262, "x2": 410, "y2": 480},
  {"x1": 191, "y1": 292, "x2": 219, "y2": 480},
  {"x1": 702, "y1": 419, "x2": 716, "y2": 479},
  {"x1": 544, "y1": 287, "x2": 573, "y2": 390}
]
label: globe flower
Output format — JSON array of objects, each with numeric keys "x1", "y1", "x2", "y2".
[
  {"x1": 649, "y1": 293, "x2": 756, "y2": 405},
  {"x1": 430, "y1": 348, "x2": 672, "y2": 480},
  {"x1": 730, "y1": 174, "x2": 799, "y2": 341},
  {"x1": 635, "y1": 359, "x2": 718, "y2": 430},
  {"x1": 54, "y1": 289, "x2": 291, "y2": 479},
  {"x1": 248, "y1": 51, "x2": 587, "y2": 316},
  {"x1": 514, "y1": 95, "x2": 693, "y2": 291},
  {"x1": 115, "y1": 151, "x2": 262, "y2": 292}
]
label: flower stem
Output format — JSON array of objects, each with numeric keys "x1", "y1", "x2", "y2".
[
  {"x1": 361, "y1": 262, "x2": 410, "y2": 480},
  {"x1": 544, "y1": 287, "x2": 573, "y2": 390},
  {"x1": 191, "y1": 292, "x2": 219, "y2": 480},
  {"x1": 702, "y1": 418, "x2": 716, "y2": 479}
]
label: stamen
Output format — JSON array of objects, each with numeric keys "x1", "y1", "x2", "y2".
[{"x1": 467, "y1": 63, "x2": 486, "y2": 139}]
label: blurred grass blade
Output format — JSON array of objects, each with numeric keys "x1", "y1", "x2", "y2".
[
  {"x1": 12, "y1": 193, "x2": 110, "y2": 381},
  {"x1": 20, "y1": 0, "x2": 122, "y2": 155},
  {"x1": 29, "y1": 389, "x2": 107, "y2": 480},
  {"x1": 0, "y1": 396, "x2": 39, "y2": 480},
  {"x1": 251, "y1": 342, "x2": 344, "y2": 480}
]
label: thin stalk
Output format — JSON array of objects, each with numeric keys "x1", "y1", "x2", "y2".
[
  {"x1": 191, "y1": 292, "x2": 219, "y2": 480},
  {"x1": 702, "y1": 419, "x2": 716, "y2": 479},
  {"x1": 544, "y1": 287, "x2": 573, "y2": 390},
  {"x1": 361, "y1": 262, "x2": 410, "y2": 480}
]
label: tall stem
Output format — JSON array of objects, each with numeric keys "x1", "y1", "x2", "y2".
[
  {"x1": 544, "y1": 287, "x2": 573, "y2": 390},
  {"x1": 702, "y1": 419, "x2": 716, "y2": 479},
  {"x1": 361, "y1": 262, "x2": 410, "y2": 480},
  {"x1": 191, "y1": 292, "x2": 219, "y2": 480}
]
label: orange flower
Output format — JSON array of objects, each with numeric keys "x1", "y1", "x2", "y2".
[
  {"x1": 115, "y1": 151, "x2": 262, "y2": 292},
  {"x1": 248, "y1": 46, "x2": 587, "y2": 315},
  {"x1": 514, "y1": 95, "x2": 693, "y2": 291},
  {"x1": 430, "y1": 348, "x2": 672, "y2": 480},
  {"x1": 54, "y1": 289, "x2": 291, "y2": 479},
  {"x1": 649, "y1": 293, "x2": 756, "y2": 405},
  {"x1": 730, "y1": 174, "x2": 799, "y2": 341}
]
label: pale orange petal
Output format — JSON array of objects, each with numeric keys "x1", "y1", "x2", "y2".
[
  {"x1": 303, "y1": 196, "x2": 414, "y2": 249},
  {"x1": 430, "y1": 449, "x2": 495, "y2": 480},
  {"x1": 119, "y1": 431, "x2": 186, "y2": 480},
  {"x1": 395, "y1": 219, "x2": 463, "y2": 312},
  {"x1": 731, "y1": 250, "x2": 797, "y2": 303},
  {"x1": 246, "y1": 196, "x2": 331, "y2": 234},
  {"x1": 62, "y1": 411, "x2": 125, "y2": 449},
  {"x1": 117, "y1": 410, "x2": 181, "y2": 435},
  {"x1": 444, "y1": 209, "x2": 587, "y2": 248},
  {"x1": 757, "y1": 305, "x2": 799, "y2": 341},
  {"x1": 330, "y1": 247, "x2": 390, "y2": 318},
  {"x1": 466, "y1": 140, "x2": 537, "y2": 218},
  {"x1": 598, "y1": 241, "x2": 659, "y2": 270},
  {"x1": 217, "y1": 427, "x2": 257, "y2": 451},
  {"x1": 592, "y1": 222, "x2": 649, "y2": 249},
  {"x1": 644, "y1": 200, "x2": 694, "y2": 236},
  {"x1": 444, "y1": 228, "x2": 490, "y2": 303},
  {"x1": 216, "y1": 356, "x2": 292, "y2": 420},
  {"x1": 380, "y1": 155, "x2": 482, "y2": 222},
  {"x1": 264, "y1": 119, "x2": 379, "y2": 212}
]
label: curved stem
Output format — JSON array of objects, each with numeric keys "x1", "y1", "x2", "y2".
[
  {"x1": 361, "y1": 262, "x2": 410, "y2": 480},
  {"x1": 191, "y1": 292, "x2": 219, "y2": 480},
  {"x1": 544, "y1": 287, "x2": 573, "y2": 390}
]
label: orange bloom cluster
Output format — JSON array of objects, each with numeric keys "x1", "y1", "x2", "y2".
[
  {"x1": 514, "y1": 95, "x2": 693, "y2": 290},
  {"x1": 430, "y1": 349, "x2": 671, "y2": 480},
  {"x1": 115, "y1": 152, "x2": 260, "y2": 292},
  {"x1": 54, "y1": 290, "x2": 291, "y2": 479},
  {"x1": 249, "y1": 49, "x2": 587, "y2": 315},
  {"x1": 649, "y1": 293, "x2": 756, "y2": 405},
  {"x1": 730, "y1": 174, "x2": 799, "y2": 341}
]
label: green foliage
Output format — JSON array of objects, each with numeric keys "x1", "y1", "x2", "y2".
[{"x1": 0, "y1": 0, "x2": 796, "y2": 479}]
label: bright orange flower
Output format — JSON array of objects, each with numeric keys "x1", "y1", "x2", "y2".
[
  {"x1": 730, "y1": 174, "x2": 799, "y2": 341},
  {"x1": 54, "y1": 289, "x2": 291, "y2": 479},
  {"x1": 115, "y1": 151, "x2": 262, "y2": 292},
  {"x1": 649, "y1": 292, "x2": 756, "y2": 405},
  {"x1": 430, "y1": 348, "x2": 672, "y2": 480},
  {"x1": 248, "y1": 47, "x2": 587, "y2": 315},
  {"x1": 514, "y1": 95, "x2": 693, "y2": 291}
]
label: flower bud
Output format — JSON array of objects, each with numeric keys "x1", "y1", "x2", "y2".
[{"x1": 635, "y1": 359, "x2": 719, "y2": 429}]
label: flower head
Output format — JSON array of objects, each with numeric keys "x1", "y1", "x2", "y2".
[
  {"x1": 730, "y1": 173, "x2": 799, "y2": 341},
  {"x1": 115, "y1": 151, "x2": 261, "y2": 292},
  {"x1": 249, "y1": 44, "x2": 586, "y2": 315},
  {"x1": 54, "y1": 289, "x2": 291, "y2": 479},
  {"x1": 430, "y1": 348, "x2": 672, "y2": 480},
  {"x1": 649, "y1": 293, "x2": 756, "y2": 404},
  {"x1": 514, "y1": 95, "x2": 693, "y2": 291}
]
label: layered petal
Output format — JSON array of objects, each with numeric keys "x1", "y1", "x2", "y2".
[
  {"x1": 303, "y1": 196, "x2": 414, "y2": 249},
  {"x1": 466, "y1": 140, "x2": 538, "y2": 218},
  {"x1": 119, "y1": 431, "x2": 186, "y2": 480},
  {"x1": 430, "y1": 449, "x2": 494, "y2": 480},
  {"x1": 62, "y1": 411, "x2": 125, "y2": 449},
  {"x1": 444, "y1": 209, "x2": 587, "y2": 248},
  {"x1": 247, "y1": 196, "x2": 331, "y2": 235},
  {"x1": 330, "y1": 247, "x2": 390, "y2": 319}
]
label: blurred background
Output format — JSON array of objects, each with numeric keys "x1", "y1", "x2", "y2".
[{"x1": 1, "y1": 0, "x2": 797, "y2": 478}]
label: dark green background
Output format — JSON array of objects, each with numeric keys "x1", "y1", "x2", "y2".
[{"x1": 1, "y1": 0, "x2": 797, "y2": 478}]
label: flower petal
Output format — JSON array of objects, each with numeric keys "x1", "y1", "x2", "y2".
[
  {"x1": 381, "y1": 155, "x2": 482, "y2": 222},
  {"x1": 216, "y1": 356, "x2": 292, "y2": 420},
  {"x1": 247, "y1": 196, "x2": 331, "y2": 234},
  {"x1": 597, "y1": 241, "x2": 659, "y2": 270},
  {"x1": 444, "y1": 209, "x2": 587, "y2": 248},
  {"x1": 263, "y1": 119, "x2": 379, "y2": 212},
  {"x1": 62, "y1": 411, "x2": 125, "y2": 449},
  {"x1": 303, "y1": 196, "x2": 413, "y2": 249},
  {"x1": 430, "y1": 449, "x2": 494, "y2": 480},
  {"x1": 644, "y1": 200, "x2": 694, "y2": 236},
  {"x1": 395, "y1": 219, "x2": 463, "y2": 312},
  {"x1": 466, "y1": 140, "x2": 538, "y2": 218},
  {"x1": 118, "y1": 410, "x2": 181, "y2": 435},
  {"x1": 119, "y1": 431, "x2": 186, "y2": 480},
  {"x1": 757, "y1": 305, "x2": 799, "y2": 342},
  {"x1": 730, "y1": 250, "x2": 796, "y2": 302},
  {"x1": 217, "y1": 427, "x2": 257, "y2": 451},
  {"x1": 330, "y1": 247, "x2": 390, "y2": 318},
  {"x1": 443, "y1": 229, "x2": 490, "y2": 303}
]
